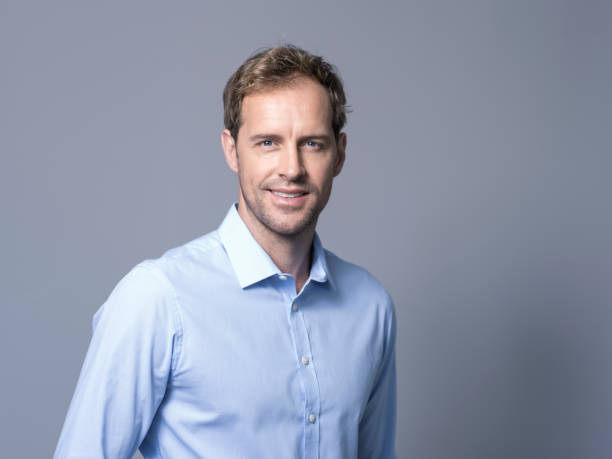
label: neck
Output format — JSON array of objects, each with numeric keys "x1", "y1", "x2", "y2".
[
  {"x1": 263, "y1": 231, "x2": 314, "y2": 293},
  {"x1": 236, "y1": 202, "x2": 315, "y2": 293}
]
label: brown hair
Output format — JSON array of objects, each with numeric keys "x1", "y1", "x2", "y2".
[{"x1": 223, "y1": 45, "x2": 348, "y2": 140}]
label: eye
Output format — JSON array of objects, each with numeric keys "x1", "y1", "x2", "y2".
[
  {"x1": 261, "y1": 140, "x2": 273, "y2": 147},
  {"x1": 305, "y1": 140, "x2": 323, "y2": 150}
]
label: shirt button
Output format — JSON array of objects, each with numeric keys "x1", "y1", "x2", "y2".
[
  {"x1": 278, "y1": 275, "x2": 287, "y2": 280},
  {"x1": 301, "y1": 355, "x2": 309, "y2": 366},
  {"x1": 292, "y1": 303, "x2": 298, "y2": 312},
  {"x1": 308, "y1": 414, "x2": 316, "y2": 423}
]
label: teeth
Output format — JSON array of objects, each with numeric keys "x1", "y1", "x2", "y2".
[{"x1": 272, "y1": 191, "x2": 304, "y2": 198}]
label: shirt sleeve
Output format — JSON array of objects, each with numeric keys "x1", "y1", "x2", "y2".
[
  {"x1": 54, "y1": 263, "x2": 182, "y2": 459},
  {"x1": 358, "y1": 292, "x2": 397, "y2": 459}
]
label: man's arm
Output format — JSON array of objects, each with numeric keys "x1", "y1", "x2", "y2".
[
  {"x1": 358, "y1": 292, "x2": 397, "y2": 459},
  {"x1": 55, "y1": 263, "x2": 182, "y2": 459}
]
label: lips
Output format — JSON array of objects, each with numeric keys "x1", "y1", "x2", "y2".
[
  {"x1": 271, "y1": 190, "x2": 307, "y2": 198},
  {"x1": 268, "y1": 188, "x2": 309, "y2": 198}
]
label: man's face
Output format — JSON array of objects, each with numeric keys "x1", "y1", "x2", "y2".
[{"x1": 222, "y1": 77, "x2": 346, "y2": 239}]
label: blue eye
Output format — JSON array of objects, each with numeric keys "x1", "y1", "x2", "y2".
[{"x1": 262, "y1": 140, "x2": 273, "y2": 147}]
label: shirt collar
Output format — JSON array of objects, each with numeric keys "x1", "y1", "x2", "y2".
[{"x1": 217, "y1": 203, "x2": 334, "y2": 290}]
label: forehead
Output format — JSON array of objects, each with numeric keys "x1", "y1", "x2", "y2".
[{"x1": 240, "y1": 78, "x2": 333, "y2": 134}]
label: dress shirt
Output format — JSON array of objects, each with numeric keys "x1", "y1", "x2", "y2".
[{"x1": 55, "y1": 204, "x2": 397, "y2": 459}]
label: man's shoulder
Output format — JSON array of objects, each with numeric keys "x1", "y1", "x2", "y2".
[
  {"x1": 115, "y1": 229, "x2": 228, "y2": 296},
  {"x1": 324, "y1": 248, "x2": 393, "y2": 306},
  {"x1": 158, "y1": 228, "x2": 224, "y2": 264},
  {"x1": 143, "y1": 228, "x2": 227, "y2": 275}
]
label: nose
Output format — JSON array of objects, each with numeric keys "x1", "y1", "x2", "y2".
[{"x1": 277, "y1": 144, "x2": 306, "y2": 181}]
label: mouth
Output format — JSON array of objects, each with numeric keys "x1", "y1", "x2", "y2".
[
  {"x1": 267, "y1": 188, "x2": 309, "y2": 205},
  {"x1": 270, "y1": 190, "x2": 308, "y2": 198}
]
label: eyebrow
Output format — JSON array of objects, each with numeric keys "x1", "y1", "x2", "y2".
[
  {"x1": 297, "y1": 134, "x2": 333, "y2": 144},
  {"x1": 248, "y1": 134, "x2": 283, "y2": 143}
]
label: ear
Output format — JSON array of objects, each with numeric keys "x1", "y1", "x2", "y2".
[
  {"x1": 333, "y1": 132, "x2": 347, "y2": 177},
  {"x1": 221, "y1": 129, "x2": 239, "y2": 173}
]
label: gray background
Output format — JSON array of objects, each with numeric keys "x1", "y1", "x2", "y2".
[{"x1": 1, "y1": 1, "x2": 611, "y2": 458}]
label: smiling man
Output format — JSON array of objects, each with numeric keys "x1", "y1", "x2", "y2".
[{"x1": 55, "y1": 45, "x2": 397, "y2": 459}]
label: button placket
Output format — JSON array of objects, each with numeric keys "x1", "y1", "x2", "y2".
[{"x1": 286, "y1": 294, "x2": 321, "y2": 459}]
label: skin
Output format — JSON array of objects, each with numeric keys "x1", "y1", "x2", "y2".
[{"x1": 221, "y1": 76, "x2": 346, "y2": 292}]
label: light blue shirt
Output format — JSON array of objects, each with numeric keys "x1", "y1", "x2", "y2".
[{"x1": 55, "y1": 204, "x2": 397, "y2": 458}]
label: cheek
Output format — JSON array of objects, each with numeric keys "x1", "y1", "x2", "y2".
[
  {"x1": 311, "y1": 161, "x2": 337, "y2": 188},
  {"x1": 238, "y1": 153, "x2": 275, "y2": 182},
  {"x1": 237, "y1": 156, "x2": 267, "y2": 182}
]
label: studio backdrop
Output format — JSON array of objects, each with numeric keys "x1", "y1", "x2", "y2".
[{"x1": 1, "y1": 1, "x2": 611, "y2": 458}]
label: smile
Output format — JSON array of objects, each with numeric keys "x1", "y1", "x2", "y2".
[{"x1": 270, "y1": 191, "x2": 307, "y2": 198}]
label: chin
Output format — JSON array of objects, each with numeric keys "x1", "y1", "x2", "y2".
[{"x1": 264, "y1": 218, "x2": 314, "y2": 237}]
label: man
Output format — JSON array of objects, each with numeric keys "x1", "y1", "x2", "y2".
[{"x1": 55, "y1": 45, "x2": 396, "y2": 458}]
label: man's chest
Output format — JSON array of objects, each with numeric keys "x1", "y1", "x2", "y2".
[{"x1": 165, "y1": 282, "x2": 381, "y2": 430}]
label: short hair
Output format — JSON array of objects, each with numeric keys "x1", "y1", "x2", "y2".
[{"x1": 223, "y1": 45, "x2": 348, "y2": 140}]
